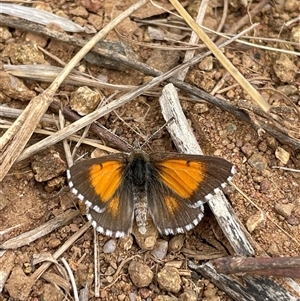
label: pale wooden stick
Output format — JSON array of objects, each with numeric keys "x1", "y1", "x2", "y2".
[
  {"x1": 61, "y1": 257, "x2": 79, "y2": 301},
  {"x1": 94, "y1": 228, "x2": 100, "y2": 297},
  {"x1": 189, "y1": 261, "x2": 299, "y2": 301},
  {"x1": 0, "y1": 0, "x2": 150, "y2": 181},
  {"x1": 176, "y1": 0, "x2": 209, "y2": 81},
  {"x1": 0, "y1": 210, "x2": 79, "y2": 249}
]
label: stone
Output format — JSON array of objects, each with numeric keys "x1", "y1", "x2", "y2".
[
  {"x1": 168, "y1": 234, "x2": 185, "y2": 252},
  {"x1": 274, "y1": 53, "x2": 297, "y2": 83},
  {"x1": 246, "y1": 211, "x2": 265, "y2": 233},
  {"x1": 275, "y1": 147, "x2": 290, "y2": 165},
  {"x1": 179, "y1": 290, "x2": 197, "y2": 301},
  {"x1": 31, "y1": 148, "x2": 67, "y2": 182},
  {"x1": 70, "y1": 86, "x2": 100, "y2": 116},
  {"x1": 248, "y1": 153, "x2": 267, "y2": 172},
  {"x1": 103, "y1": 239, "x2": 117, "y2": 253},
  {"x1": 128, "y1": 261, "x2": 153, "y2": 288},
  {"x1": 157, "y1": 266, "x2": 181, "y2": 293},
  {"x1": 274, "y1": 203, "x2": 294, "y2": 219},
  {"x1": 151, "y1": 239, "x2": 168, "y2": 260}
]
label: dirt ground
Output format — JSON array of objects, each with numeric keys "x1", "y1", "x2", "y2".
[{"x1": 1, "y1": 0, "x2": 300, "y2": 300}]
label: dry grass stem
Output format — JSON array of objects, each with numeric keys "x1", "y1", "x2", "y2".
[{"x1": 169, "y1": 0, "x2": 271, "y2": 113}]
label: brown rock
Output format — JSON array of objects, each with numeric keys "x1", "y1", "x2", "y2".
[
  {"x1": 5, "y1": 267, "x2": 35, "y2": 300},
  {"x1": 267, "y1": 242, "x2": 280, "y2": 256},
  {"x1": 157, "y1": 266, "x2": 181, "y2": 293},
  {"x1": 81, "y1": 0, "x2": 102, "y2": 12},
  {"x1": 41, "y1": 283, "x2": 64, "y2": 301},
  {"x1": 275, "y1": 147, "x2": 290, "y2": 165},
  {"x1": 88, "y1": 13, "x2": 103, "y2": 30},
  {"x1": 0, "y1": 71, "x2": 36, "y2": 102},
  {"x1": 168, "y1": 234, "x2": 185, "y2": 252},
  {"x1": 241, "y1": 143, "x2": 254, "y2": 158},
  {"x1": 248, "y1": 153, "x2": 267, "y2": 172},
  {"x1": 274, "y1": 203, "x2": 294, "y2": 219},
  {"x1": 70, "y1": 86, "x2": 100, "y2": 116},
  {"x1": 48, "y1": 238, "x2": 61, "y2": 248},
  {"x1": 31, "y1": 148, "x2": 67, "y2": 182},
  {"x1": 179, "y1": 290, "x2": 197, "y2": 301},
  {"x1": 274, "y1": 53, "x2": 297, "y2": 83},
  {"x1": 151, "y1": 239, "x2": 168, "y2": 260},
  {"x1": 69, "y1": 6, "x2": 89, "y2": 18},
  {"x1": 128, "y1": 261, "x2": 153, "y2": 288},
  {"x1": 2, "y1": 43, "x2": 47, "y2": 65},
  {"x1": 246, "y1": 211, "x2": 265, "y2": 233},
  {"x1": 0, "y1": 25, "x2": 12, "y2": 42}
]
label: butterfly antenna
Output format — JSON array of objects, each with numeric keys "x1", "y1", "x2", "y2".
[{"x1": 140, "y1": 117, "x2": 175, "y2": 149}]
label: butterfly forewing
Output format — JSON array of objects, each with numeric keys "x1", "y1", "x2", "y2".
[{"x1": 151, "y1": 153, "x2": 234, "y2": 201}]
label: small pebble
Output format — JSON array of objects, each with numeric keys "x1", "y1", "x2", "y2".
[
  {"x1": 157, "y1": 266, "x2": 181, "y2": 293},
  {"x1": 266, "y1": 137, "x2": 278, "y2": 149},
  {"x1": 41, "y1": 283, "x2": 64, "y2": 301},
  {"x1": 103, "y1": 239, "x2": 116, "y2": 253},
  {"x1": 151, "y1": 239, "x2": 168, "y2": 260},
  {"x1": 48, "y1": 238, "x2": 61, "y2": 249},
  {"x1": 267, "y1": 242, "x2": 280, "y2": 256},
  {"x1": 119, "y1": 235, "x2": 133, "y2": 251},
  {"x1": 275, "y1": 147, "x2": 290, "y2": 165},
  {"x1": 248, "y1": 153, "x2": 267, "y2": 172},
  {"x1": 139, "y1": 287, "x2": 152, "y2": 299},
  {"x1": 168, "y1": 235, "x2": 185, "y2": 252},
  {"x1": 70, "y1": 86, "x2": 100, "y2": 116},
  {"x1": 128, "y1": 261, "x2": 153, "y2": 288},
  {"x1": 241, "y1": 143, "x2": 253, "y2": 158},
  {"x1": 246, "y1": 212, "x2": 264, "y2": 233},
  {"x1": 179, "y1": 290, "x2": 197, "y2": 301},
  {"x1": 31, "y1": 148, "x2": 67, "y2": 182},
  {"x1": 274, "y1": 203, "x2": 294, "y2": 219}
]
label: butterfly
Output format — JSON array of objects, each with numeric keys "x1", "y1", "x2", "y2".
[{"x1": 67, "y1": 150, "x2": 235, "y2": 237}]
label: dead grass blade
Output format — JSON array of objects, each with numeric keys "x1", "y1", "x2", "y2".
[{"x1": 169, "y1": 0, "x2": 271, "y2": 112}]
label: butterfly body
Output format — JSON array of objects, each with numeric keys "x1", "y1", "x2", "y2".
[{"x1": 67, "y1": 150, "x2": 235, "y2": 237}]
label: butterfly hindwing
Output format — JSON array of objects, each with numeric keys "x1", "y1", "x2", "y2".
[{"x1": 67, "y1": 153, "x2": 135, "y2": 237}]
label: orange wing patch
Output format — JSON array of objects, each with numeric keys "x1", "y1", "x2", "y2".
[
  {"x1": 89, "y1": 161, "x2": 123, "y2": 201},
  {"x1": 165, "y1": 196, "x2": 180, "y2": 215},
  {"x1": 107, "y1": 196, "x2": 121, "y2": 217},
  {"x1": 158, "y1": 160, "x2": 206, "y2": 198}
]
